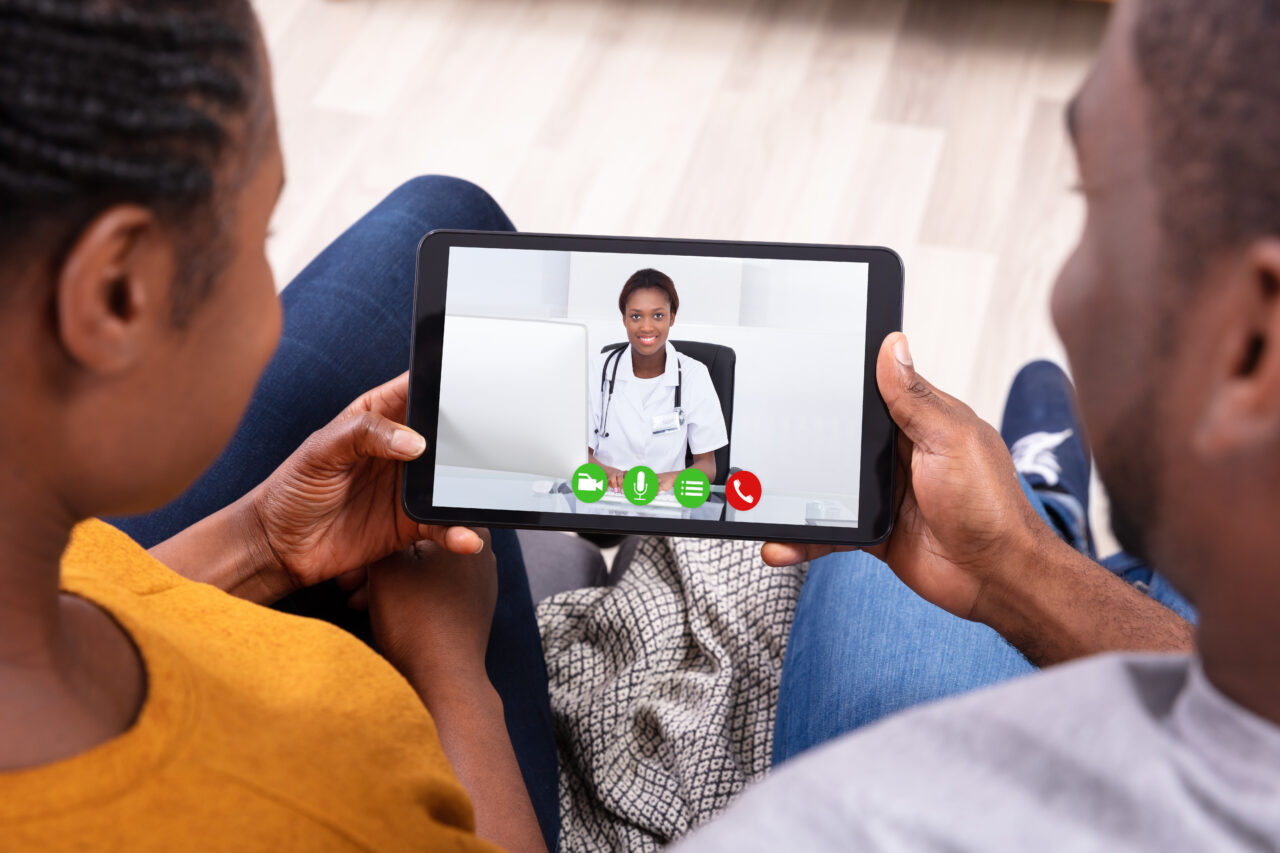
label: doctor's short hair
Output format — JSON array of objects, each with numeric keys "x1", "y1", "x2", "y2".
[{"x1": 618, "y1": 268, "x2": 680, "y2": 317}]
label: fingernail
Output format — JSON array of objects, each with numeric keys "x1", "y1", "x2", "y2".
[
  {"x1": 472, "y1": 537, "x2": 485, "y2": 554},
  {"x1": 893, "y1": 334, "x2": 913, "y2": 368},
  {"x1": 391, "y1": 429, "x2": 427, "y2": 457}
]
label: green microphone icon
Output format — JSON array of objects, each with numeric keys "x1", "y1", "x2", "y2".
[{"x1": 624, "y1": 466, "x2": 658, "y2": 505}]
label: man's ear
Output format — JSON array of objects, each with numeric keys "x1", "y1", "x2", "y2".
[
  {"x1": 56, "y1": 205, "x2": 174, "y2": 374},
  {"x1": 1195, "y1": 239, "x2": 1280, "y2": 457}
]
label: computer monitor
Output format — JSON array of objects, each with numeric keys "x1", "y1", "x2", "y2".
[{"x1": 435, "y1": 315, "x2": 588, "y2": 479}]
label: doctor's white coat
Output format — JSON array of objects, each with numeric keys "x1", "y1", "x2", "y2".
[{"x1": 588, "y1": 342, "x2": 729, "y2": 474}]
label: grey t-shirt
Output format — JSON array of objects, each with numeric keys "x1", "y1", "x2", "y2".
[{"x1": 677, "y1": 653, "x2": 1280, "y2": 851}]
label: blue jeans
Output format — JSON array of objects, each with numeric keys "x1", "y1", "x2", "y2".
[
  {"x1": 112, "y1": 177, "x2": 560, "y2": 852},
  {"x1": 772, "y1": 477, "x2": 1196, "y2": 765}
]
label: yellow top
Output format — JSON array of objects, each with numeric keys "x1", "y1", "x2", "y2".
[{"x1": 0, "y1": 519, "x2": 500, "y2": 852}]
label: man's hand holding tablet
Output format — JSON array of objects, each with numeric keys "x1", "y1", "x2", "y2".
[
  {"x1": 762, "y1": 331, "x2": 1053, "y2": 621},
  {"x1": 768, "y1": 331, "x2": 1192, "y2": 668}
]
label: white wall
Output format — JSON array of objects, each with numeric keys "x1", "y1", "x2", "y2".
[
  {"x1": 566, "y1": 251, "x2": 743, "y2": 325},
  {"x1": 446, "y1": 246, "x2": 570, "y2": 318},
  {"x1": 739, "y1": 259, "x2": 868, "y2": 332}
]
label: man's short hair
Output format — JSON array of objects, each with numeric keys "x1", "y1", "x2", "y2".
[{"x1": 1134, "y1": 0, "x2": 1280, "y2": 281}]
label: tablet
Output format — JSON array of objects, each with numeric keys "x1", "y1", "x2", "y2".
[{"x1": 403, "y1": 230, "x2": 903, "y2": 546}]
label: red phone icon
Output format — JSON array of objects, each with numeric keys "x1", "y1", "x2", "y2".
[{"x1": 726, "y1": 471, "x2": 762, "y2": 512}]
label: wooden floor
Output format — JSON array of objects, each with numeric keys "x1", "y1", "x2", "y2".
[{"x1": 257, "y1": 0, "x2": 1117, "y2": 548}]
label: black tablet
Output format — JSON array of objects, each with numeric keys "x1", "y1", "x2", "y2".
[{"x1": 403, "y1": 230, "x2": 903, "y2": 546}]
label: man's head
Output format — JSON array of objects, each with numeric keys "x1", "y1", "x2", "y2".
[
  {"x1": 1052, "y1": 0, "x2": 1280, "y2": 605},
  {"x1": 0, "y1": 0, "x2": 283, "y2": 519}
]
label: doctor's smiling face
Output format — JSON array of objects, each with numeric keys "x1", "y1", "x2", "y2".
[
  {"x1": 618, "y1": 268, "x2": 680, "y2": 362},
  {"x1": 624, "y1": 287, "x2": 674, "y2": 357}
]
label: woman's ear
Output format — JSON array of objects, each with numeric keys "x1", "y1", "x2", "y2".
[
  {"x1": 1195, "y1": 239, "x2": 1280, "y2": 457},
  {"x1": 56, "y1": 205, "x2": 175, "y2": 375}
]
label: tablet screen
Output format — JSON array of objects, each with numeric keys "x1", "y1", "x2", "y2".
[
  {"x1": 430, "y1": 242, "x2": 870, "y2": 522},
  {"x1": 406, "y1": 231, "x2": 901, "y2": 545}
]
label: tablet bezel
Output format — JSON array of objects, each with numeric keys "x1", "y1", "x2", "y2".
[{"x1": 403, "y1": 229, "x2": 903, "y2": 546}]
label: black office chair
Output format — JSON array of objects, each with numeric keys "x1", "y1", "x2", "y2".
[{"x1": 600, "y1": 340, "x2": 736, "y2": 485}]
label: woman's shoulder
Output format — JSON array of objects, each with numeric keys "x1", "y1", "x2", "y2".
[
  {"x1": 61, "y1": 519, "x2": 186, "y2": 595},
  {"x1": 592, "y1": 343, "x2": 626, "y2": 366},
  {"x1": 673, "y1": 348, "x2": 716, "y2": 382},
  {"x1": 590, "y1": 344, "x2": 630, "y2": 385},
  {"x1": 47, "y1": 523, "x2": 482, "y2": 850}
]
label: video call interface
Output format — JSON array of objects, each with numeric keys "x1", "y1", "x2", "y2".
[{"x1": 433, "y1": 246, "x2": 870, "y2": 528}]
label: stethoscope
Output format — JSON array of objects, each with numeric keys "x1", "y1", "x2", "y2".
[{"x1": 595, "y1": 345, "x2": 683, "y2": 439}]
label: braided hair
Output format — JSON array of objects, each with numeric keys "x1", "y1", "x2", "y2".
[{"x1": 0, "y1": 0, "x2": 261, "y2": 322}]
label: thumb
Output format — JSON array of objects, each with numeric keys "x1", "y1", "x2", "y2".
[
  {"x1": 875, "y1": 332, "x2": 956, "y2": 454},
  {"x1": 416, "y1": 524, "x2": 486, "y2": 556},
  {"x1": 334, "y1": 410, "x2": 428, "y2": 464}
]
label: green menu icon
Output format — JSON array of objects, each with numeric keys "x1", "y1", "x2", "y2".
[{"x1": 673, "y1": 468, "x2": 711, "y2": 508}]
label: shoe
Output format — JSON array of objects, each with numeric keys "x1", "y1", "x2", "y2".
[{"x1": 1000, "y1": 360, "x2": 1094, "y2": 553}]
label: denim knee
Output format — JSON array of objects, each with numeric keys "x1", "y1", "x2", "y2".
[{"x1": 388, "y1": 175, "x2": 515, "y2": 233}]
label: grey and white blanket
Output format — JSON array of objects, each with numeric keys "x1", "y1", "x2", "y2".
[{"x1": 536, "y1": 536, "x2": 808, "y2": 851}]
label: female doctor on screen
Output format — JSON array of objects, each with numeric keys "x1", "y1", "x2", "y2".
[{"x1": 588, "y1": 268, "x2": 729, "y2": 493}]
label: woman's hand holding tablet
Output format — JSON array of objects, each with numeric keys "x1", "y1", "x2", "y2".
[{"x1": 156, "y1": 372, "x2": 484, "y2": 604}]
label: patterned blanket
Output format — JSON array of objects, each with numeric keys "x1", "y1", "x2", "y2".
[{"x1": 536, "y1": 536, "x2": 808, "y2": 851}]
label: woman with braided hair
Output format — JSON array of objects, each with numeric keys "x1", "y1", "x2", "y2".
[{"x1": 0, "y1": 2, "x2": 552, "y2": 850}]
